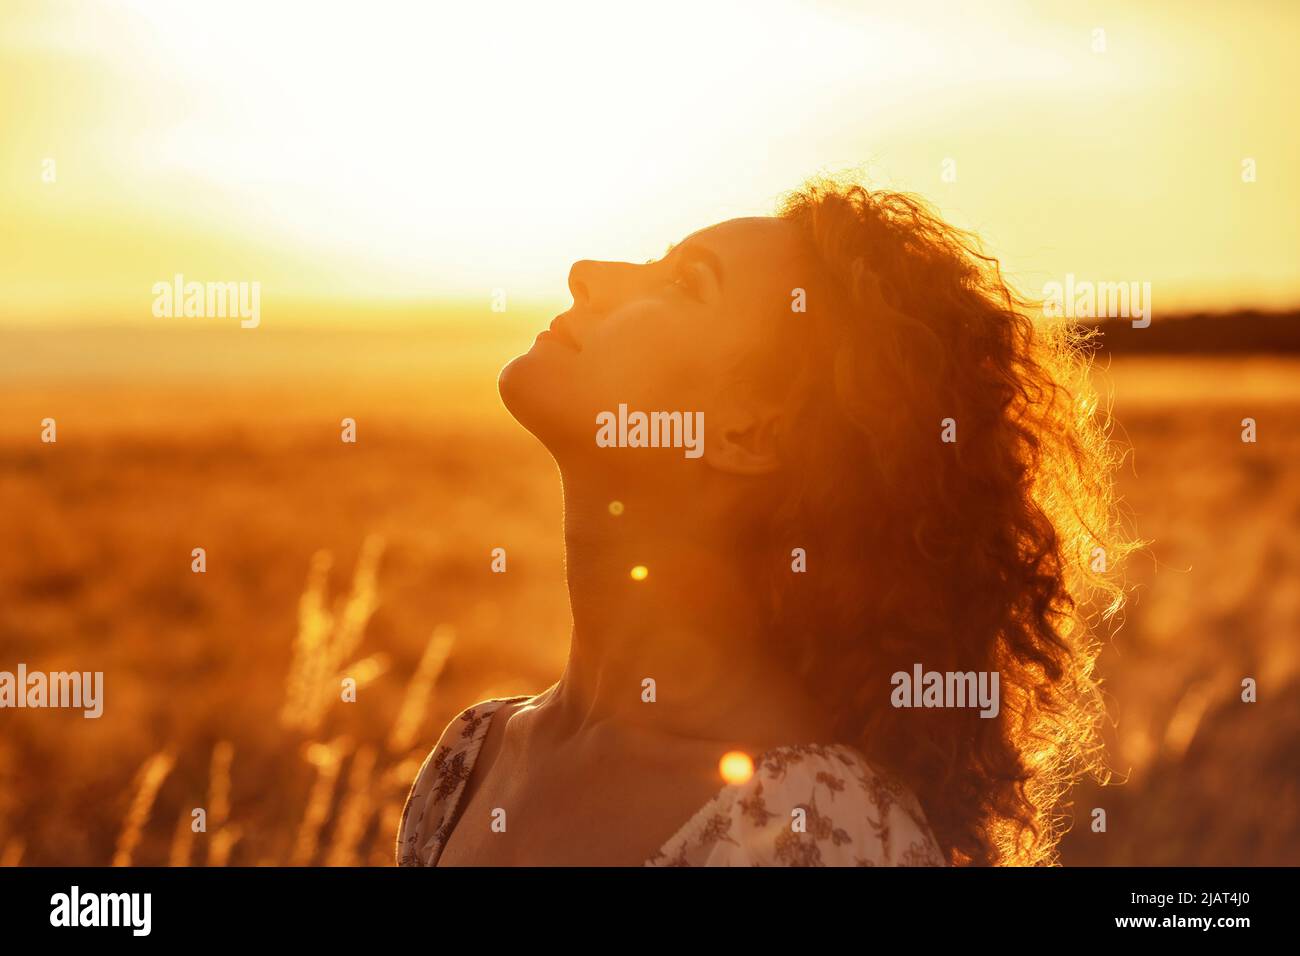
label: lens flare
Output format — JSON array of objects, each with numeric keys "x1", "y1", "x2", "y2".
[{"x1": 718, "y1": 751, "x2": 755, "y2": 785}]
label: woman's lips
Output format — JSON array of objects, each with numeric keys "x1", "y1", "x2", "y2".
[{"x1": 541, "y1": 316, "x2": 582, "y2": 352}]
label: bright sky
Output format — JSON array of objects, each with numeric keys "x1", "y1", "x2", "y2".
[{"x1": 3, "y1": 0, "x2": 1298, "y2": 324}]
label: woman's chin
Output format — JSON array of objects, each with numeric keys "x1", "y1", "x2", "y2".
[
  {"x1": 499, "y1": 351, "x2": 567, "y2": 439},
  {"x1": 497, "y1": 349, "x2": 539, "y2": 412}
]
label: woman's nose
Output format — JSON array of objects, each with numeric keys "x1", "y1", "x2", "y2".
[
  {"x1": 567, "y1": 260, "x2": 594, "y2": 308},
  {"x1": 568, "y1": 259, "x2": 643, "y2": 312}
]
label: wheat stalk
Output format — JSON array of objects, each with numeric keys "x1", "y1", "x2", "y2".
[
  {"x1": 113, "y1": 750, "x2": 176, "y2": 867},
  {"x1": 281, "y1": 550, "x2": 335, "y2": 730},
  {"x1": 168, "y1": 805, "x2": 194, "y2": 867},
  {"x1": 388, "y1": 625, "x2": 456, "y2": 753},
  {"x1": 290, "y1": 737, "x2": 350, "y2": 866},
  {"x1": 325, "y1": 746, "x2": 377, "y2": 867},
  {"x1": 209, "y1": 824, "x2": 243, "y2": 867},
  {"x1": 282, "y1": 536, "x2": 386, "y2": 733}
]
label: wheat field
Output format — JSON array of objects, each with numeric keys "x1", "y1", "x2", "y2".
[{"x1": 1, "y1": 326, "x2": 1296, "y2": 866}]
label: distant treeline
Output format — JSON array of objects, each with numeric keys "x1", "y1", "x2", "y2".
[{"x1": 1078, "y1": 311, "x2": 1300, "y2": 354}]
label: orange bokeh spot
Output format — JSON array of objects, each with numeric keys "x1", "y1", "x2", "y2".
[
  {"x1": 718, "y1": 750, "x2": 755, "y2": 785},
  {"x1": 629, "y1": 564, "x2": 648, "y2": 581}
]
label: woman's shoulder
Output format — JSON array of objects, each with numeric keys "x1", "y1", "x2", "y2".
[
  {"x1": 395, "y1": 695, "x2": 532, "y2": 867},
  {"x1": 648, "y1": 743, "x2": 947, "y2": 867}
]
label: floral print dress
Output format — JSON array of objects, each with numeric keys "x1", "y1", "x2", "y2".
[{"x1": 397, "y1": 697, "x2": 947, "y2": 867}]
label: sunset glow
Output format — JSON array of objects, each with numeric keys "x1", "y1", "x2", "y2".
[{"x1": 4, "y1": 0, "x2": 1299, "y2": 324}]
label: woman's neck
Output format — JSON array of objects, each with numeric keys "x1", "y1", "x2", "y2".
[{"x1": 536, "y1": 465, "x2": 832, "y2": 751}]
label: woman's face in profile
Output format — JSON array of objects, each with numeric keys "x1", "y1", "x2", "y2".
[{"x1": 499, "y1": 216, "x2": 806, "y2": 472}]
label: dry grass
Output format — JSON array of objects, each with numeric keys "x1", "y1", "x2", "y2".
[{"x1": 0, "y1": 328, "x2": 1296, "y2": 865}]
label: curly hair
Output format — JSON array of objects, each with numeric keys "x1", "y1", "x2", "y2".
[{"x1": 760, "y1": 175, "x2": 1134, "y2": 865}]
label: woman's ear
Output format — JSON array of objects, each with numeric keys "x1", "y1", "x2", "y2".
[{"x1": 704, "y1": 408, "x2": 783, "y2": 475}]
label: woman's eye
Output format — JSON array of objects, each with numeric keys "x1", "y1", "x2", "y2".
[{"x1": 670, "y1": 265, "x2": 699, "y2": 297}]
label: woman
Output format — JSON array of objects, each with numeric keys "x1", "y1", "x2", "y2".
[{"x1": 397, "y1": 176, "x2": 1129, "y2": 867}]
